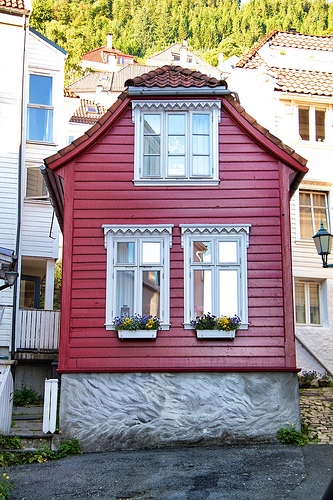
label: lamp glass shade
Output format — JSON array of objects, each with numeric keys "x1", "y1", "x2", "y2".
[
  {"x1": 313, "y1": 222, "x2": 333, "y2": 256},
  {"x1": 5, "y1": 271, "x2": 18, "y2": 286}
]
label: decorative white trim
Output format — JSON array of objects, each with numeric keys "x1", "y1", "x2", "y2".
[
  {"x1": 103, "y1": 224, "x2": 174, "y2": 248},
  {"x1": 117, "y1": 330, "x2": 157, "y2": 339},
  {"x1": 132, "y1": 100, "x2": 221, "y2": 121},
  {"x1": 196, "y1": 329, "x2": 236, "y2": 339},
  {"x1": 180, "y1": 224, "x2": 251, "y2": 248},
  {"x1": 133, "y1": 180, "x2": 220, "y2": 187}
]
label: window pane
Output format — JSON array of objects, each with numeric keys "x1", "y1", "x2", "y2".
[
  {"x1": 26, "y1": 167, "x2": 47, "y2": 197},
  {"x1": 299, "y1": 107, "x2": 309, "y2": 140},
  {"x1": 219, "y1": 270, "x2": 238, "y2": 317},
  {"x1": 117, "y1": 242, "x2": 135, "y2": 264},
  {"x1": 314, "y1": 209, "x2": 328, "y2": 233},
  {"x1": 312, "y1": 193, "x2": 326, "y2": 208},
  {"x1": 315, "y1": 109, "x2": 325, "y2": 142},
  {"x1": 168, "y1": 136, "x2": 185, "y2": 155},
  {"x1": 143, "y1": 156, "x2": 160, "y2": 176},
  {"x1": 142, "y1": 242, "x2": 160, "y2": 264},
  {"x1": 299, "y1": 191, "x2": 311, "y2": 206},
  {"x1": 116, "y1": 270, "x2": 134, "y2": 317},
  {"x1": 144, "y1": 135, "x2": 160, "y2": 155},
  {"x1": 193, "y1": 114, "x2": 209, "y2": 134},
  {"x1": 193, "y1": 269, "x2": 211, "y2": 317},
  {"x1": 309, "y1": 283, "x2": 320, "y2": 324},
  {"x1": 168, "y1": 114, "x2": 185, "y2": 134},
  {"x1": 142, "y1": 271, "x2": 160, "y2": 317},
  {"x1": 192, "y1": 156, "x2": 210, "y2": 176},
  {"x1": 144, "y1": 115, "x2": 160, "y2": 135},
  {"x1": 168, "y1": 156, "x2": 185, "y2": 176},
  {"x1": 29, "y1": 74, "x2": 52, "y2": 106},
  {"x1": 295, "y1": 283, "x2": 306, "y2": 324},
  {"x1": 193, "y1": 135, "x2": 209, "y2": 155},
  {"x1": 300, "y1": 207, "x2": 313, "y2": 239},
  {"x1": 27, "y1": 108, "x2": 53, "y2": 142},
  {"x1": 193, "y1": 241, "x2": 211, "y2": 263},
  {"x1": 219, "y1": 241, "x2": 237, "y2": 263}
]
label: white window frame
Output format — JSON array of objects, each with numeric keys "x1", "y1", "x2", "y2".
[
  {"x1": 298, "y1": 105, "x2": 326, "y2": 143},
  {"x1": 27, "y1": 72, "x2": 54, "y2": 144},
  {"x1": 132, "y1": 100, "x2": 221, "y2": 186},
  {"x1": 297, "y1": 189, "x2": 330, "y2": 240},
  {"x1": 103, "y1": 224, "x2": 173, "y2": 330},
  {"x1": 294, "y1": 279, "x2": 322, "y2": 326},
  {"x1": 180, "y1": 224, "x2": 250, "y2": 329}
]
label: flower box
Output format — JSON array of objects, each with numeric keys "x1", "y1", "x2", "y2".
[
  {"x1": 196, "y1": 329, "x2": 236, "y2": 339},
  {"x1": 117, "y1": 329, "x2": 157, "y2": 339}
]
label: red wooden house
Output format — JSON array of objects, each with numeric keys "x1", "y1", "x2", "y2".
[{"x1": 43, "y1": 66, "x2": 308, "y2": 451}]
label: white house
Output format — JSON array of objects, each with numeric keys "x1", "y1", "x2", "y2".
[
  {"x1": 0, "y1": 1, "x2": 67, "y2": 392},
  {"x1": 227, "y1": 29, "x2": 333, "y2": 375}
]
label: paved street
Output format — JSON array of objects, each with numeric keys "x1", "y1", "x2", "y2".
[{"x1": 4, "y1": 443, "x2": 333, "y2": 500}]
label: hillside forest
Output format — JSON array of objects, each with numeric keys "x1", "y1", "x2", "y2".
[{"x1": 30, "y1": 0, "x2": 333, "y2": 83}]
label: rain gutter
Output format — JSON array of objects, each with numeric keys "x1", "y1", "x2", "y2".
[{"x1": 127, "y1": 86, "x2": 240, "y2": 102}]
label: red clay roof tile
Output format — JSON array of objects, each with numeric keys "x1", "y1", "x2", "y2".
[
  {"x1": 0, "y1": 0, "x2": 26, "y2": 10},
  {"x1": 124, "y1": 65, "x2": 227, "y2": 88}
]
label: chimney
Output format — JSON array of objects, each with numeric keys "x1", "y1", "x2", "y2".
[
  {"x1": 183, "y1": 39, "x2": 188, "y2": 47},
  {"x1": 107, "y1": 33, "x2": 113, "y2": 49},
  {"x1": 180, "y1": 43, "x2": 187, "y2": 66}
]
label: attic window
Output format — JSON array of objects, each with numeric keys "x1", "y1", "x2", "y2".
[
  {"x1": 87, "y1": 105, "x2": 98, "y2": 114},
  {"x1": 172, "y1": 53, "x2": 180, "y2": 61},
  {"x1": 298, "y1": 106, "x2": 326, "y2": 142},
  {"x1": 132, "y1": 100, "x2": 221, "y2": 186}
]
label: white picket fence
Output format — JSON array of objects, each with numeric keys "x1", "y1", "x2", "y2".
[
  {"x1": 0, "y1": 364, "x2": 14, "y2": 435},
  {"x1": 43, "y1": 379, "x2": 58, "y2": 434},
  {"x1": 17, "y1": 309, "x2": 60, "y2": 350}
]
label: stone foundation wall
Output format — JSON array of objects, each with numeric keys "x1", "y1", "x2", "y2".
[{"x1": 59, "y1": 371, "x2": 300, "y2": 452}]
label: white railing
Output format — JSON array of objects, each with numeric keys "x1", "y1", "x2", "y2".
[
  {"x1": 17, "y1": 309, "x2": 60, "y2": 350},
  {"x1": 0, "y1": 363, "x2": 14, "y2": 435}
]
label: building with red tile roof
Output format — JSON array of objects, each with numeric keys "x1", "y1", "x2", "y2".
[
  {"x1": 81, "y1": 33, "x2": 138, "y2": 73},
  {"x1": 227, "y1": 30, "x2": 333, "y2": 377}
]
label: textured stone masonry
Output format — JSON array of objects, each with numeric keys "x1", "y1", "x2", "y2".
[{"x1": 299, "y1": 388, "x2": 333, "y2": 444}]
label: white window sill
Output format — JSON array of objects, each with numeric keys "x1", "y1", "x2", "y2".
[
  {"x1": 26, "y1": 140, "x2": 57, "y2": 146},
  {"x1": 295, "y1": 141, "x2": 333, "y2": 150},
  {"x1": 105, "y1": 324, "x2": 170, "y2": 331},
  {"x1": 133, "y1": 179, "x2": 220, "y2": 187}
]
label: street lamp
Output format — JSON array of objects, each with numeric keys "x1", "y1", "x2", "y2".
[{"x1": 312, "y1": 221, "x2": 333, "y2": 268}]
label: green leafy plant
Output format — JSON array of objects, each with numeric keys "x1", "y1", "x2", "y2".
[
  {"x1": 0, "y1": 435, "x2": 22, "y2": 451},
  {"x1": 277, "y1": 423, "x2": 309, "y2": 446},
  {"x1": 0, "y1": 437, "x2": 81, "y2": 468},
  {"x1": 0, "y1": 473, "x2": 13, "y2": 499},
  {"x1": 13, "y1": 386, "x2": 43, "y2": 406},
  {"x1": 191, "y1": 313, "x2": 241, "y2": 331},
  {"x1": 113, "y1": 314, "x2": 160, "y2": 331}
]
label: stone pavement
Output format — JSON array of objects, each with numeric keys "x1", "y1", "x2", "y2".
[{"x1": 299, "y1": 387, "x2": 333, "y2": 444}]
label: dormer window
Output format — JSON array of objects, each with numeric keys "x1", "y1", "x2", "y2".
[
  {"x1": 87, "y1": 105, "x2": 98, "y2": 114},
  {"x1": 172, "y1": 53, "x2": 180, "y2": 61},
  {"x1": 132, "y1": 100, "x2": 220, "y2": 186}
]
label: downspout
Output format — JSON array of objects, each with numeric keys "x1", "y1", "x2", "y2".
[{"x1": 11, "y1": 12, "x2": 29, "y2": 359}]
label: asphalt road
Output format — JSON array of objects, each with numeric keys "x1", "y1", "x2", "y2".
[{"x1": 4, "y1": 443, "x2": 333, "y2": 500}]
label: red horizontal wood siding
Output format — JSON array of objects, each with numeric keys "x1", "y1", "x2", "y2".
[{"x1": 58, "y1": 100, "x2": 297, "y2": 373}]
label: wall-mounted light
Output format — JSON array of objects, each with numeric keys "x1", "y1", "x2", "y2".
[
  {"x1": 312, "y1": 221, "x2": 333, "y2": 268},
  {"x1": 0, "y1": 271, "x2": 19, "y2": 291}
]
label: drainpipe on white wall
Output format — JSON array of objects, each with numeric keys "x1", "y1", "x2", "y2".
[{"x1": 11, "y1": 9, "x2": 29, "y2": 358}]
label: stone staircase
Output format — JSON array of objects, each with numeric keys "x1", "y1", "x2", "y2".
[{"x1": 10, "y1": 405, "x2": 59, "y2": 451}]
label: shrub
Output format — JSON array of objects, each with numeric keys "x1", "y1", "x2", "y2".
[
  {"x1": 0, "y1": 473, "x2": 13, "y2": 499},
  {"x1": 13, "y1": 386, "x2": 43, "y2": 406},
  {"x1": 277, "y1": 423, "x2": 309, "y2": 446}
]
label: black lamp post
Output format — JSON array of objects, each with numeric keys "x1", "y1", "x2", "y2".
[{"x1": 312, "y1": 221, "x2": 333, "y2": 268}]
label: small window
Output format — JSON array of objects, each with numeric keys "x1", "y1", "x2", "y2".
[
  {"x1": 172, "y1": 54, "x2": 180, "y2": 61},
  {"x1": 87, "y1": 105, "x2": 98, "y2": 114},
  {"x1": 181, "y1": 224, "x2": 250, "y2": 329},
  {"x1": 27, "y1": 74, "x2": 53, "y2": 142},
  {"x1": 299, "y1": 190, "x2": 329, "y2": 239},
  {"x1": 103, "y1": 225, "x2": 173, "y2": 330},
  {"x1": 26, "y1": 167, "x2": 48, "y2": 198},
  {"x1": 298, "y1": 106, "x2": 326, "y2": 142},
  {"x1": 295, "y1": 281, "x2": 321, "y2": 325},
  {"x1": 133, "y1": 100, "x2": 220, "y2": 185}
]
